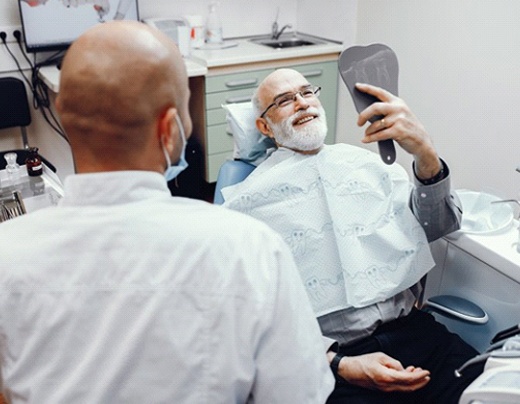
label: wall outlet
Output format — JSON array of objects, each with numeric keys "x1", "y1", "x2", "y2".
[{"x1": 0, "y1": 25, "x2": 23, "y2": 44}]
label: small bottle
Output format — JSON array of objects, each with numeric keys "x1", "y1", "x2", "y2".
[
  {"x1": 25, "y1": 147, "x2": 43, "y2": 177},
  {"x1": 4, "y1": 152, "x2": 21, "y2": 184},
  {"x1": 205, "y1": 2, "x2": 223, "y2": 44}
]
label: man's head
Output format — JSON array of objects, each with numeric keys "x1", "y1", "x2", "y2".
[
  {"x1": 56, "y1": 20, "x2": 192, "y2": 174},
  {"x1": 253, "y1": 68, "x2": 327, "y2": 153}
]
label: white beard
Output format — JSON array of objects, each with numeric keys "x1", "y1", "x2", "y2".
[{"x1": 267, "y1": 106, "x2": 328, "y2": 151}]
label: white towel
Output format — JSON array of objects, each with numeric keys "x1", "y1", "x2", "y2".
[{"x1": 223, "y1": 144, "x2": 435, "y2": 316}]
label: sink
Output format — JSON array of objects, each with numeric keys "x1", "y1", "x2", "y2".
[
  {"x1": 455, "y1": 190, "x2": 514, "y2": 234},
  {"x1": 249, "y1": 33, "x2": 326, "y2": 49}
]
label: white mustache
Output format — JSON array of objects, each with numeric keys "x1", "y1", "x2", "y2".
[{"x1": 291, "y1": 107, "x2": 322, "y2": 122}]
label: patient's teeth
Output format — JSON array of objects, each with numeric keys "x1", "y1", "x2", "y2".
[{"x1": 296, "y1": 116, "x2": 315, "y2": 125}]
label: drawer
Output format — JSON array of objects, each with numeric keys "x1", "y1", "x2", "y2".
[
  {"x1": 207, "y1": 123, "x2": 234, "y2": 155},
  {"x1": 206, "y1": 69, "x2": 272, "y2": 93},
  {"x1": 206, "y1": 88, "x2": 256, "y2": 110},
  {"x1": 207, "y1": 151, "x2": 234, "y2": 183},
  {"x1": 206, "y1": 108, "x2": 226, "y2": 126},
  {"x1": 290, "y1": 61, "x2": 337, "y2": 86}
]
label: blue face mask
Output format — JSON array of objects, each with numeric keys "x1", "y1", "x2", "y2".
[{"x1": 163, "y1": 114, "x2": 189, "y2": 182}]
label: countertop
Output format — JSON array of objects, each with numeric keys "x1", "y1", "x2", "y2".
[
  {"x1": 39, "y1": 57, "x2": 208, "y2": 93},
  {"x1": 190, "y1": 34, "x2": 344, "y2": 70},
  {"x1": 38, "y1": 33, "x2": 343, "y2": 91}
]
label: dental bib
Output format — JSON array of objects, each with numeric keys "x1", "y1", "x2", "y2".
[{"x1": 222, "y1": 144, "x2": 435, "y2": 315}]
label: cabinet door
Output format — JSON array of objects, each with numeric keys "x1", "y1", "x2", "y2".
[{"x1": 207, "y1": 123, "x2": 234, "y2": 154}]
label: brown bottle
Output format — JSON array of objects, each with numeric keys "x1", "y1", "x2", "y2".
[{"x1": 25, "y1": 147, "x2": 43, "y2": 177}]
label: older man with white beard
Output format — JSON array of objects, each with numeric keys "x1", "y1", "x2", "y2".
[{"x1": 222, "y1": 68, "x2": 483, "y2": 404}]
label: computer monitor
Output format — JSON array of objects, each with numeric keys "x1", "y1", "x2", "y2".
[{"x1": 18, "y1": 0, "x2": 140, "y2": 53}]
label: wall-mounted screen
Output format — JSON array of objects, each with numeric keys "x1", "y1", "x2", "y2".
[{"x1": 18, "y1": 0, "x2": 140, "y2": 53}]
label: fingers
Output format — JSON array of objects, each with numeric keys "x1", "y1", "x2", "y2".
[
  {"x1": 355, "y1": 82, "x2": 394, "y2": 103},
  {"x1": 379, "y1": 353, "x2": 405, "y2": 371},
  {"x1": 354, "y1": 83, "x2": 400, "y2": 129},
  {"x1": 340, "y1": 352, "x2": 431, "y2": 393},
  {"x1": 358, "y1": 353, "x2": 431, "y2": 393},
  {"x1": 363, "y1": 117, "x2": 391, "y2": 140},
  {"x1": 378, "y1": 366, "x2": 431, "y2": 392}
]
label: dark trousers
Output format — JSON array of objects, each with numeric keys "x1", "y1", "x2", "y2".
[{"x1": 326, "y1": 309, "x2": 483, "y2": 404}]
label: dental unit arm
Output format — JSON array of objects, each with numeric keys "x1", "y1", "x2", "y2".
[{"x1": 455, "y1": 333, "x2": 520, "y2": 378}]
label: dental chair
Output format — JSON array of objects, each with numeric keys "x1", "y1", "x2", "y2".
[{"x1": 0, "y1": 77, "x2": 57, "y2": 173}]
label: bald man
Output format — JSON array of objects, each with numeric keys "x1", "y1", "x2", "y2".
[{"x1": 0, "y1": 22, "x2": 334, "y2": 403}]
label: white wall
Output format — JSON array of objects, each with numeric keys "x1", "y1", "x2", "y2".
[
  {"x1": 340, "y1": 0, "x2": 520, "y2": 201},
  {"x1": 0, "y1": 0, "x2": 299, "y2": 37}
]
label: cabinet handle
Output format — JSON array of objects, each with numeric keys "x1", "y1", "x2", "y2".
[
  {"x1": 225, "y1": 95, "x2": 253, "y2": 104},
  {"x1": 300, "y1": 69, "x2": 323, "y2": 78},
  {"x1": 225, "y1": 78, "x2": 258, "y2": 88}
]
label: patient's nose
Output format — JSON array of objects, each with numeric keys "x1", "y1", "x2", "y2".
[{"x1": 294, "y1": 93, "x2": 310, "y2": 110}]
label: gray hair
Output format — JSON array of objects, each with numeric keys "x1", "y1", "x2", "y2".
[{"x1": 251, "y1": 86, "x2": 263, "y2": 118}]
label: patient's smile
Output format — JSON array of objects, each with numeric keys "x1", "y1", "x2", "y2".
[{"x1": 293, "y1": 114, "x2": 318, "y2": 126}]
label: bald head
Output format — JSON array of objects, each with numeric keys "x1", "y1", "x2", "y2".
[
  {"x1": 252, "y1": 69, "x2": 310, "y2": 117},
  {"x1": 57, "y1": 21, "x2": 191, "y2": 172}
]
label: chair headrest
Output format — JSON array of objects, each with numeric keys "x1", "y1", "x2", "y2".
[{"x1": 222, "y1": 102, "x2": 275, "y2": 166}]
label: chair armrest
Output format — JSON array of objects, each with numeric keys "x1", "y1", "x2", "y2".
[{"x1": 422, "y1": 294, "x2": 489, "y2": 324}]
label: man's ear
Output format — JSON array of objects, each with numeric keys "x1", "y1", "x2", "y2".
[
  {"x1": 256, "y1": 117, "x2": 273, "y2": 139},
  {"x1": 159, "y1": 107, "x2": 177, "y2": 151}
]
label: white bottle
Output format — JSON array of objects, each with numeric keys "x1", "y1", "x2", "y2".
[
  {"x1": 205, "y1": 2, "x2": 223, "y2": 44},
  {"x1": 184, "y1": 14, "x2": 205, "y2": 49}
]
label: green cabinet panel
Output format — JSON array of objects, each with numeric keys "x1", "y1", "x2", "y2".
[{"x1": 207, "y1": 123, "x2": 234, "y2": 154}]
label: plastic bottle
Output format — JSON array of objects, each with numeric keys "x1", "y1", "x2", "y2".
[
  {"x1": 25, "y1": 147, "x2": 43, "y2": 177},
  {"x1": 205, "y1": 2, "x2": 223, "y2": 44},
  {"x1": 184, "y1": 14, "x2": 205, "y2": 49},
  {"x1": 4, "y1": 152, "x2": 21, "y2": 184}
]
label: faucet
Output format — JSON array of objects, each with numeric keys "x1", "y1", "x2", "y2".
[
  {"x1": 272, "y1": 23, "x2": 292, "y2": 40},
  {"x1": 271, "y1": 7, "x2": 292, "y2": 40}
]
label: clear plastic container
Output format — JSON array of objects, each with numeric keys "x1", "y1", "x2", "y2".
[{"x1": 205, "y1": 2, "x2": 223, "y2": 44}]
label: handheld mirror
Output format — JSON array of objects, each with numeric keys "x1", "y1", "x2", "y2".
[{"x1": 338, "y1": 43, "x2": 398, "y2": 164}]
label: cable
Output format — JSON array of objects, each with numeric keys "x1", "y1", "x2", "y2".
[
  {"x1": 15, "y1": 32, "x2": 68, "y2": 142},
  {"x1": 0, "y1": 33, "x2": 33, "y2": 89},
  {"x1": 1, "y1": 33, "x2": 69, "y2": 144},
  {"x1": 14, "y1": 30, "x2": 33, "y2": 70}
]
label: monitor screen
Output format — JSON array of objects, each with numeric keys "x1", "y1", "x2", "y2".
[{"x1": 18, "y1": 0, "x2": 140, "y2": 53}]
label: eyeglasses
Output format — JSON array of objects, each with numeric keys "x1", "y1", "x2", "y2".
[{"x1": 259, "y1": 85, "x2": 321, "y2": 118}]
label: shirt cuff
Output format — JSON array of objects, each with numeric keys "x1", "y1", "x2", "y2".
[
  {"x1": 323, "y1": 335, "x2": 339, "y2": 353},
  {"x1": 413, "y1": 158, "x2": 449, "y2": 186},
  {"x1": 412, "y1": 159, "x2": 453, "y2": 206}
]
